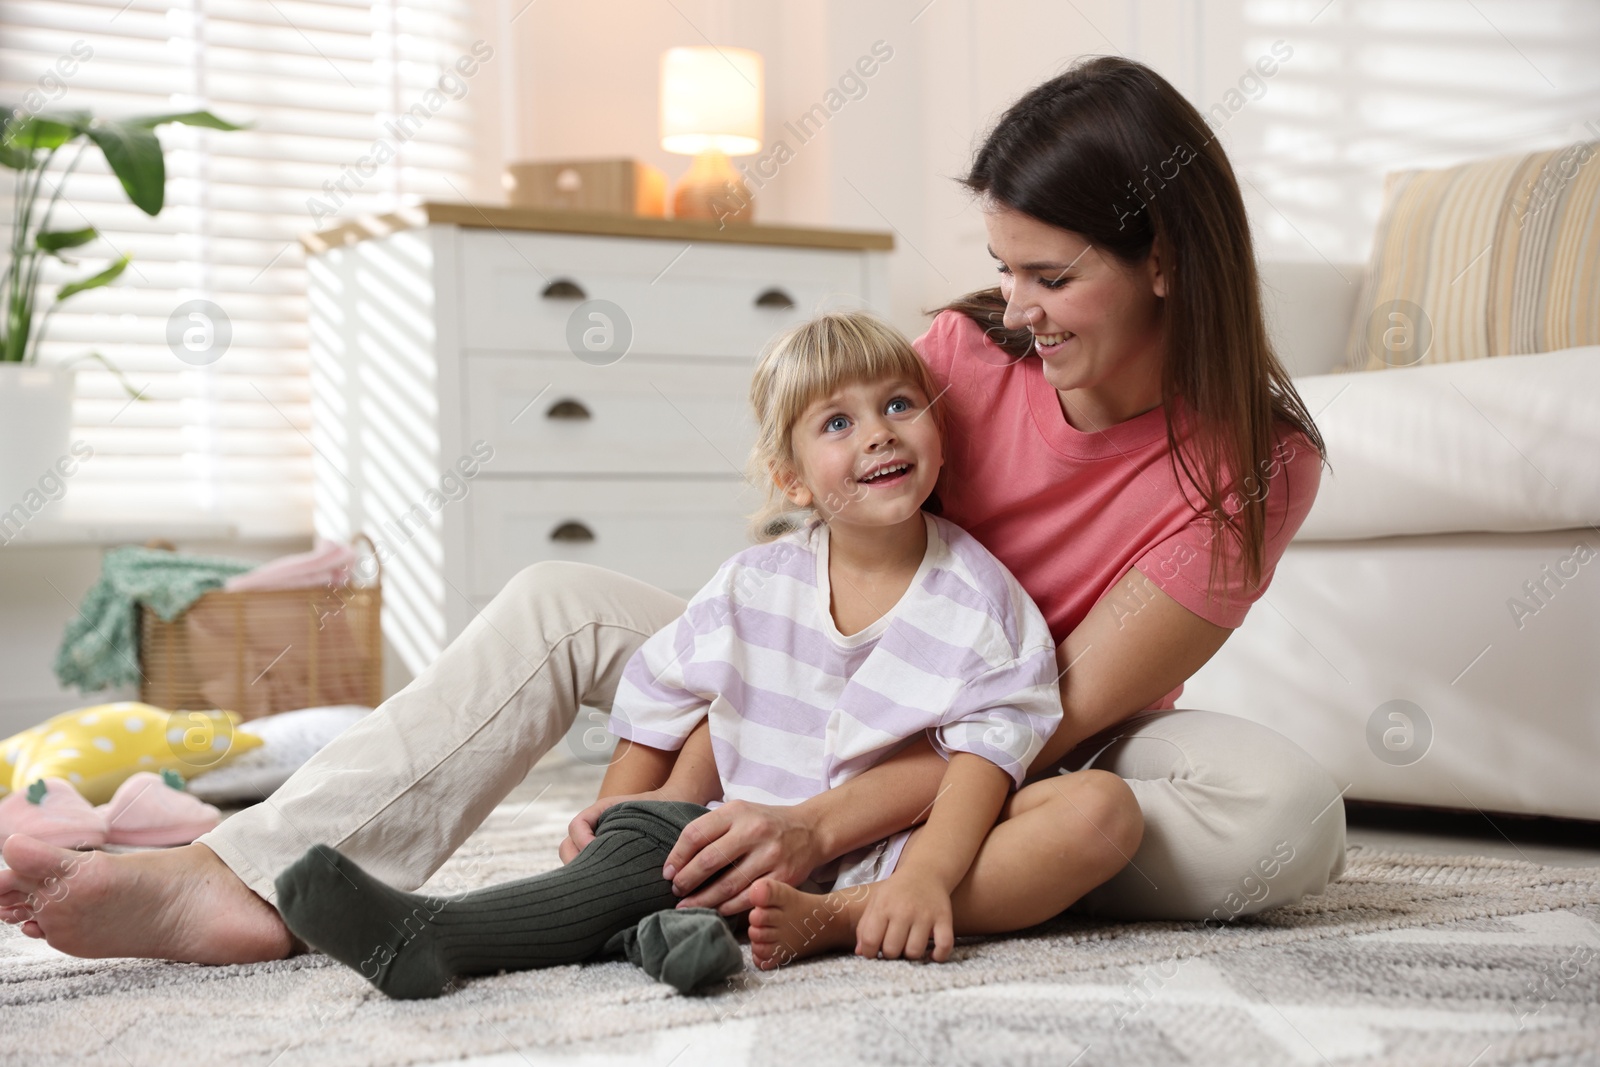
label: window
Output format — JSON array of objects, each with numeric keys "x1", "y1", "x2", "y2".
[
  {"x1": 1228, "y1": 0, "x2": 1600, "y2": 263},
  {"x1": 3, "y1": 0, "x2": 492, "y2": 536}
]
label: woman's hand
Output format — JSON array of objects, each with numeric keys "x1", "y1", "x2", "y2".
[
  {"x1": 565, "y1": 723, "x2": 723, "y2": 864},
  {"x1": 559, "y1": 789, "x2": 665, "y2": 863},
  {"x1": 854, "y1": 874, "x2": 955, "y2": 962},
  {"x1": 662, "y1": 800, "x2": 826, "y2": 914}
]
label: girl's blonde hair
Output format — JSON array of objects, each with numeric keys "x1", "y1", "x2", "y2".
[{"x1": 746, "y1": 309, "x2": 946, "y2": 542}]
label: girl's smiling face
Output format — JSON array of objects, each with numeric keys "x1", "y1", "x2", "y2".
[
  {"x1": 779, "y1": 375, "x2": 943, "y2": 532},
  {"x1": 985, "y1": 203, "x2": 1168, "y2": 427}
]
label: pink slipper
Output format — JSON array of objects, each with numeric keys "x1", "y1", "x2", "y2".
[
  {"x1": 0, "y1": 777, "x2": 109, "y2": 849},
  {"x1": 97, "y1": 771, "x2": 222, "y2": 847}
]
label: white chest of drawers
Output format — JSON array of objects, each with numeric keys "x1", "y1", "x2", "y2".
[{"x1": 305, "y1": 204, "x2": 892, "y2": 674}]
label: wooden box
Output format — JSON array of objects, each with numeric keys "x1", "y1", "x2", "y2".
[{"x1": 505, "y1": 159, "x2": 667, "y2": 218}]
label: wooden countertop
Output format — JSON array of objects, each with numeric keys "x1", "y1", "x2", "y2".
[{"x1": 301, "y1": 202, "x2": 895, "y2": 254}]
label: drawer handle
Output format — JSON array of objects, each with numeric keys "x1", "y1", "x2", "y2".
[
  {"x1": 549, "y1": 520, "x2": 596, "y2": 543},
  {"x1": 542, "y1": 278, "x2": 587, "y2": 300},
  {"x1": 545, "y1": 397, "x2": 591, "y2": 421},
  {"x1": 754, "y1": 287, "x2": 796, "y2": 310}
]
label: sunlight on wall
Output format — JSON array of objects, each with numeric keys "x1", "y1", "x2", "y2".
[
  {"x1": 1231, "y1": 0, "x2": 1600, "y2": 264},
  {"x1": 309, "y1": 232, "x2": 448, "y2": 676}
]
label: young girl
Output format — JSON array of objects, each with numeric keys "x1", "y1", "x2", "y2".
[{"x1": 271, "y1": 311, "x2": 1143, "y2": 998}]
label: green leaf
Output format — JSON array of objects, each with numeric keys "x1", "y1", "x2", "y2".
[
  {"x1": 64, "y1": 350, "x2": 146, "y2": 399},
  {"x1": 160, "y1": 767, "x2": 187, "y2": 790},
  {"x1": 26, "y1": 779, "x2": 47, "y2": 805},
  {"x1": 37, "y1": 227, "x2": 98, "y2": 253},
  {"x1": 56, "y1": 253, "x2": 130, "y2": 300},
  {"x1": 86, "y1": 121, "x2": 165, "y2": 214},
  {"x1": 126, "y1": 110, "x2": 246, "y2": 133},
  {"x1": 3, "y1": 112, "x2": 89, "y2": 151},
  {"x1": 0, "y1": 141, "x2": 30, "y2": 169}
]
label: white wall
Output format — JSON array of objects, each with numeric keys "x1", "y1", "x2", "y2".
[
  {"x1": 5, "y1": 0, "x2": 1594, "y2": 737},
  {"x1": 483, "y1": 0, "x2": 1600, "y2": 338}
]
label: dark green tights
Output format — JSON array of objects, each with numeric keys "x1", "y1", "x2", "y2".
[{"x1": 273, "y1": 800, "x2": 743, "y2": 999}]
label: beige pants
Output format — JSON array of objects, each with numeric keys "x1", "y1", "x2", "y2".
[{"x1": 200, "y1": 561, "x2": 1347, "y2": 922}]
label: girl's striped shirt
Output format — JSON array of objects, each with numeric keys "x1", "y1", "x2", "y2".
[{"x1": 609, "y1": 511, "x2": 1063, "y2": 811}]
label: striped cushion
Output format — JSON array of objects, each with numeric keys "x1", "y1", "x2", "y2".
[{"x1": 1345, "y1": 143, "x2": 1600, "y2": 370}]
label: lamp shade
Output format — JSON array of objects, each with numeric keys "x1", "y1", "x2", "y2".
[{"x1": 660, "y1": 46, "x2": 763, "y2": 156}]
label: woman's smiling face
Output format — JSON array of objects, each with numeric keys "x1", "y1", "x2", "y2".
[{"x1": 984, "y1": 203, "x2": 1168, "y2": 428}]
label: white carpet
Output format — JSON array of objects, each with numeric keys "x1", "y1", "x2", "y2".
[{"x1": 3, "y1": 758, "x2": 1597, "y2": 1067}]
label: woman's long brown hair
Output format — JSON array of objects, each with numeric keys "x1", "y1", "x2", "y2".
[{"x1": 943, "y1": 55, "x2": 1325, "y2": 598}]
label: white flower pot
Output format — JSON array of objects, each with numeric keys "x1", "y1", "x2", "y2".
[{"x1": 0, "y1": 363, "x2": 77, "y2": 533}]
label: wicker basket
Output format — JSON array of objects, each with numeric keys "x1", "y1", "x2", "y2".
[{"x1": 139, "y1": 535, "x2": 383, "y2": 719}]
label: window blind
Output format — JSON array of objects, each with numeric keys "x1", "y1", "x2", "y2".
[{"x1": 1, "y1": 0, "x2": 487, "y2": 537}]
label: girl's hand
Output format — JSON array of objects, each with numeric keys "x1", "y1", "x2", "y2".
[
  {"x1": 559, "y1": 790, "x2": 665, "y2": 863},
  {"x1": 662, "y1": 800, "x2": 825, "y2": 914},
  {"x1": 855, "y1": 875, "x2": 955, "y2": 962}
]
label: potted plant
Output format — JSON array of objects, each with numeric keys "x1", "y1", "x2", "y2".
[{"x1": 0, "y1": 109, "x2": 240, "y2": 516}]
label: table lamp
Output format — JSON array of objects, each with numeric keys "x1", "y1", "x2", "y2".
[{"x1": 660, "y1": 46, "x2": 763, "y2": 223}]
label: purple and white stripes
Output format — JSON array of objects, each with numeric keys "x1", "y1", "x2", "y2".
[{"x1": 608, "y1": 512, "x2": 1063, "y2": 806}]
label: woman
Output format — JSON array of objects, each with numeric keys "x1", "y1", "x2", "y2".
[{"x1": 0, "y1": 56, "x2": 1344, "y2": 964}]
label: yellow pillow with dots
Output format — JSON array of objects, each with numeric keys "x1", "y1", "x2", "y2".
[{"x1": 0, "y1": 702, "x2": 262, "y2": 805}]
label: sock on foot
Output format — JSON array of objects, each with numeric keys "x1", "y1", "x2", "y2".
[
  {"x1": 605, "y1": 907, "x2": 744, "y2": 993},
  {"x1": 273, "y1": 799, "x2": 710, "y2": 999}
]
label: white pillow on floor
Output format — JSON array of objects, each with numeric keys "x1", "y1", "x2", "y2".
[{"x1": 185, "y1": 705, "x2": 371, "y2": 805}]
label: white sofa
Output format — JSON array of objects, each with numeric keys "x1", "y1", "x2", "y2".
[{"x1": 1182, "y1": 262, "x2": 1600, "y2": 822}]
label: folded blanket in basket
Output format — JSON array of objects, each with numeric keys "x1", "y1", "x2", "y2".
[
  {"x1": 223, "y1": 538, "x2": 358, "y2": 593},
  {"x1": 53, "y1": 547, "x2": 254, "y2": 692}
]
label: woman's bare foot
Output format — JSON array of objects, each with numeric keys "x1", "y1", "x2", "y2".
[
  {"x1": 746, "y1": 877, "x2": 869, "y2": 970},
  {"x1": 0, "y1": 835, "x2": 293, "y2": 964}
]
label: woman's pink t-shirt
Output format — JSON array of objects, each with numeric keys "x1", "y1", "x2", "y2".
[{"x1": 911, "y1": 310, "x2": 1321, "y2": 710}]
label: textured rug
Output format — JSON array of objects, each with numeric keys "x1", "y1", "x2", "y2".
[{"x1": 2, "y1": 755, "x2": 1598, "y2": 1067}]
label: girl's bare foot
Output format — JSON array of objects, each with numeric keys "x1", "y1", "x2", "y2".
[
  {"x1": 746, "y1": 877, "x2": 868, "y2": 970},
  {"x1": 0, "y1": 835, "x2": 293, "y2": 964}
]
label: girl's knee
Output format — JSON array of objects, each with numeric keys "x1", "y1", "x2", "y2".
[
  {"x1": 1084, "y1": 770, "x2": 1145, "y2": 857},
  {"x1": 1049, "y1": 770, "x2": 1144, "y2": 859}
]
